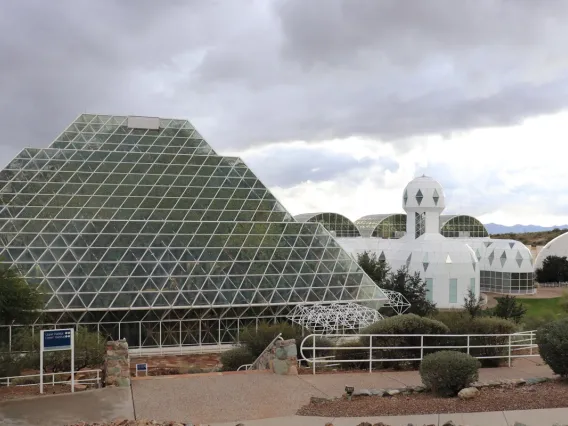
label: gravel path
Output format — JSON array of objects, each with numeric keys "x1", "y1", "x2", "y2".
[{"x1": 297, "y1": 381, "x2": 568, "y2": 417}]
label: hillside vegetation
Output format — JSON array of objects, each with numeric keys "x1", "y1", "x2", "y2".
[{"x1": 491, "y1": 228, "x2": 568, "y2": 246}]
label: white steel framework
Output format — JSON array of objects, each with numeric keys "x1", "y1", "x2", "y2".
[
  {"x1": 0, "y1": 114, "x2": 389, "y2": 348},
  {"x1": 287, "y1": 302, "x2": 382, "y2": 334}
]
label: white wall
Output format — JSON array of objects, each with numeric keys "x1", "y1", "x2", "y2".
[{"x1": 337, "y1": 234, "x2": 479, "y2": 309}]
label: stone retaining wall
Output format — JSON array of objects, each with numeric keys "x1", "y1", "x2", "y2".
[
  {"x1": 252, "y1": 338, "x2": 298, "y2": 375},
  {"x1": 104, "y1": 340, "x2": 130, "y2": 387}
]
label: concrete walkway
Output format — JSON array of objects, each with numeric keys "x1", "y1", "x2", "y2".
[
  {"x1": 209, "y1": 408, "x2": 568, "y2": 426},
  {"x1": 0, "y1": 387, "x2": 134, "y2": 426},
  {"x1": 131, "y1": 356, "x2": 555, "y2": 424}
]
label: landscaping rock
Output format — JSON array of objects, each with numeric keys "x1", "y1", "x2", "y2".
[
  {"x1": 309, "y1": 396, "x2": 329, "y2": 404},
  {"x1": 370, "y1": 389, "x2": 386, "y2": 396},
  {"x1": 526, "y1": 377, "x2": 548, "y2": 385},
  {"x1": 353, "y1": 389, "x2": 372, "y2": 396},
  {"x1": 355, "y1": 422, "x2": 372, "y2": 426},
  {"x1": 513, "y1": 422, "x2": 527, "y2": 426},
  {"x1": 458, "y1": 387, "x2": 480, "y2": 400},
  {"x1": 386, "y1": 389, "x2": 400, "y2": 396},
  {"x1": 412, "y1": 385, "x2": 426, "y2": 393},
  {"x1": 442, "y1": 421, "x2": 456, "y2": 426}
]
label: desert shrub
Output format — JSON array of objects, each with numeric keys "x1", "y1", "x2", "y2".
[
  {"x1": 466, "y1": 317, "x2": 517, "y2": 367},
  {"x1": 420, "y1": 350, "x2": 480, "y2": 396},
  {"x1": 0, "y1": 349, "x2": 22, "y2": 377},
  {"x1": 361, "y1": 314, "x2": 450, "y2": 369},
  {"x1": 178, "y1": 365, "x2": 204, "y2": 375},
  {"x1": 220, "y1": 347, "x2": 255, "y2": 371},
  {"x1": 334, "y1": 340, "x2": 370, "y2": 370},
  {"x1": 238, "y1": 321, "x2": 302, "y2": 358},
  {"x1": 536, "y1": 317, "x2": 568, "y2": 377},
  {"x1": 300, "y1": 336, "x2": 335, "y2": 361}
]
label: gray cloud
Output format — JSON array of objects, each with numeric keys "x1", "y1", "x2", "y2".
[
  {"x1": 240, "y1": 144, "x2": 396, "y2": 187},
  {"x1": 2, "y1": 0, "x2": 568, "y2": 170}
]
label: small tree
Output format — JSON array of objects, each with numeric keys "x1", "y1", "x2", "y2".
[
  {"x1": 494, "y1": 295, "x2": 527, "y2": 324},
  {"x1": 357, "y1": 251, "x2": 390, "y2": 285},
  {"x1": 535, "y1": 255, "x2": 568, "y2": 283},
  {"x1": 383, "y1": 266, "x2": 437, "y2": 317},
  {"x1": 0, "y1": 264, "x2": 43, "y2": 325},
  {"x1": 463, "y1": 288, "x2": 483, "y2": 319}
]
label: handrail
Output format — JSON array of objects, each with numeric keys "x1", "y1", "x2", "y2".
[
  {"x1": 300, "y1": 330, "x2": 538, "y2": 374},
  {"x1": 0, "y1": 369, "x2": 102, "y2": 388}
]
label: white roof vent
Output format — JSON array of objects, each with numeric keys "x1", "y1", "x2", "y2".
[{"x1": 127, "y1": 116, "x2": 160, "y2": 130}]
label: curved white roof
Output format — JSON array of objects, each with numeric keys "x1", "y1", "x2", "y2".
[{"x1": 534, "y1": 232, "x2": 568, "y2": 270}]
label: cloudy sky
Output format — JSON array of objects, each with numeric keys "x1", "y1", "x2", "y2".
[{"x1": 2, "y1": 0, "x2": 568, "y2": 226}]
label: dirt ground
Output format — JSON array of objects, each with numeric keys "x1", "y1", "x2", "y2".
[
  {"x1": 484, "y1": 287, "x2": 565, "y2": 308},
  {"x1": 298, "y1": 381, "x2": 568, "y2": 417},
  {"x1": 0, "y1": 384, "x2": 88, "y2": 402},
  {"x1": 129, "y1": 353, "x2": 221, "y2": 376}
]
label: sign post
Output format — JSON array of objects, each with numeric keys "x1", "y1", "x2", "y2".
[
  {"x1": 40, "y1": 329, "x2": 74, "y2": 394},
  {"x1": 135, "y1": 363, "x2": 148, "y2": 377}
]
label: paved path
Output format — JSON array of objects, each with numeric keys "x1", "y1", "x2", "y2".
[
  {"x1": 131, "y1": 356, "x2": 554, "y2": 424},
  {"x1": 209, "y1": 408, "x2": 568, "y2": 426},
  {"x1": 0, "y1": 387, "x2": 134, "y2": 426}
]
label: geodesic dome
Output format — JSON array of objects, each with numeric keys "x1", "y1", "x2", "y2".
[{"x1": 287, "y1": 302, "x2": 382, "y2": 334}]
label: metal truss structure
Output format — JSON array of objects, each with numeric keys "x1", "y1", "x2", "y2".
[
  {"x1": 287, "y1": 302, "x2": 383, "y2": 334},
  {"x1": 381, "y1": 290, "x2": 411, "y2": 315}
]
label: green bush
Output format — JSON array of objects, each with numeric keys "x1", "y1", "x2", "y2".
[
  {"x1": 537, "y1": 317, "x2": 568, "y2": 377},
  {"x1": 300, "y1": 336, "x2": 335, "y2": 361},
  {"x1": 220, "y1": 347, "x2": 255, "y2": 371},
  {"x1": 431, "y1": 310, "x2": 472, "y2": 333},
  {"x1": 465, "y1": 317, "x2": 517, "y2": 367},
  {"x1": 361, "y1": 314, "x2": 450, "y2": 369},
  {"x1": 334, "y1": 340, "x2": 370, "y2": 370},
  {"x1": 420, "y1": 350, "x2": 480, "y2": 396},
  {"x1": 238, "y1": 321, "x2": 302, "y2": 358},
  {"x1": 432, "y1": 312, "x2": 518, "y2": 367}
]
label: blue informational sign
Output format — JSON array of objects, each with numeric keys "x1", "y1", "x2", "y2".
[
  {"x1": 136, "y1": 363, "x2": 148, "y2": 372},
  {"x1": 42, "y1": 329, "x2": 72, "y2": 351}
]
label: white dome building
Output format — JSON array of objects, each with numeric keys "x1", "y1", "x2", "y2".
[{"x1": 314, "y1": 175, "x2": 536, "y2": 309}]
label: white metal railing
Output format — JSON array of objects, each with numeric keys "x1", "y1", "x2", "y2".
[
  {"x1": 538, "y1": 282, "x2": 568, "y2": 288},
  {"x1": 300, "y1": 331, "x2": 538, "y2": 374},
  {"x1": 0, "y1": 369, "x2": 102, "y2": 388},
  {"x1": 129, "y1": 343, "x2": 234, "y2": 358}
]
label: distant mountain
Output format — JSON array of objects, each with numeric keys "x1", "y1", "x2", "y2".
[{"x1": 484, "y1": 223, "x2": 568, "y2": 235}]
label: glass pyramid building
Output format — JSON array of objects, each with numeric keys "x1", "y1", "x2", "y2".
[{"x1": 0, "y1": 114, "x2": 386, "y2": 348}]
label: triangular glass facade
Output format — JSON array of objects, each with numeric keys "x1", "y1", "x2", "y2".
[{"x1": 0, "y1": 115, "x2": 386, "y2": 332}]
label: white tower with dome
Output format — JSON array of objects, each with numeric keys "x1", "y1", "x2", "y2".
[{"x1": 403, "y1": 175, "x2": 446, "y2": 239}]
